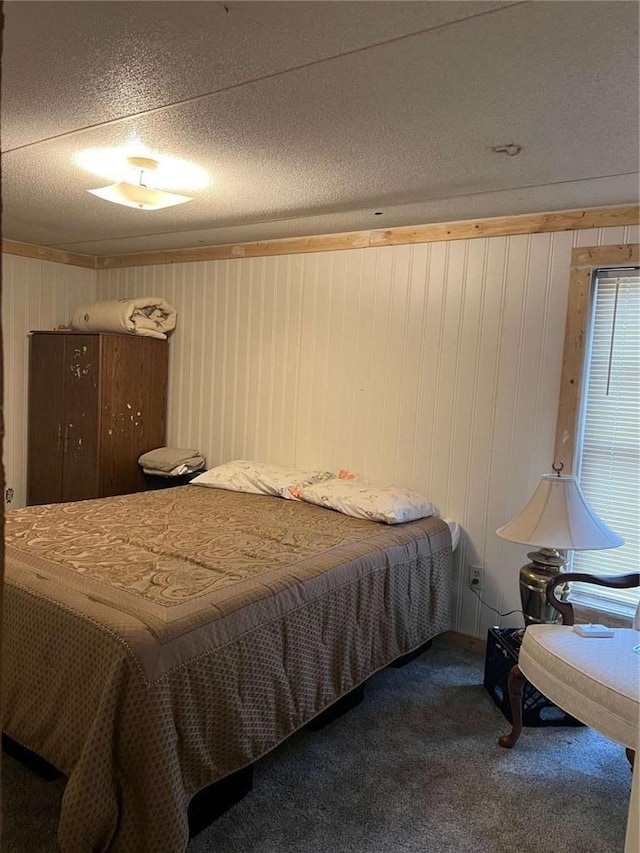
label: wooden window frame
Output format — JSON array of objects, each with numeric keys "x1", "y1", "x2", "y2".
[{"x1": 554, "y1": 243, "x2": 640, "y2": 474}]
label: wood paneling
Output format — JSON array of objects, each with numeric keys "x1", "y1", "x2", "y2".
[{"x1": 96, "y1": 223, "x2": 640, "y2": 637}]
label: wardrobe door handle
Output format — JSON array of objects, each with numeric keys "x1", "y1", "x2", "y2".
[
  {"x1": 57, "y1": 423, "x2": 63, "y2": 447},
  {"x1": 64, "y1": 425, "x2": 70, "y2": 453}
]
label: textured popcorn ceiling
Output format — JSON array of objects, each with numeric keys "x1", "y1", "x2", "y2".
[{"x1": 2, "y1": 0, "x2": 638, "y2": 256}]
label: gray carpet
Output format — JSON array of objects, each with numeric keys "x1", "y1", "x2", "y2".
[{"x1": 2, "y1": 639, "x2": 631, "y2": 852}]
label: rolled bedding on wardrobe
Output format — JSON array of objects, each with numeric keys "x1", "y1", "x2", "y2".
[{"x1": 71, "y1": 296, "x2": 177, "y2": 339}]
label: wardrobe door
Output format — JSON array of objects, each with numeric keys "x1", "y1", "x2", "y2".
[
  {"x1": 60, "y1": 335, "x2": 100, "y2": 502},
  {"x1": 27, "y1": 334, "x2": 65, "y2": 505},
  {"x1": 98, "y1": 335, "x2": 168, "y2": 497}
]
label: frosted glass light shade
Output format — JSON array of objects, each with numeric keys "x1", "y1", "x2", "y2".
[
  {"x1": 497, "y1": 474, "x2": 624, "y2": 550},
  {"x1": 88, "y1": 182, "x2": 193, "y2": 210}
]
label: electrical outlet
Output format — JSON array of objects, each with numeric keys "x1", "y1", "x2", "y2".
[
  {"x1": 5, "y1": 487, "x2": 14, "y2": 505},
  {"x1": 467, "y1": 564, "x2": 484, "y2": 590}
]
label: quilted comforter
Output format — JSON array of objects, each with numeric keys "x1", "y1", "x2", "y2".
[{"x1": 3, "y1": 486, "x2": 452, "y2": 852}]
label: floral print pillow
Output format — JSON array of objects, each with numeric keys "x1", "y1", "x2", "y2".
[
  {"x1": 190, "y1": 460, "x2": 335, "y2": 500},
  {"x1": 293, "y1": 474, "x2": 439, "y2": 524}
]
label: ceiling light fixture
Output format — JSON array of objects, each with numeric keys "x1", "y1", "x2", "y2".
[
  {"x1": 77, "y1": 146, "x2": 209, "y2": 190},
  {"x1": 88, "y1": 157, "x2": 194, "y2": 210}
]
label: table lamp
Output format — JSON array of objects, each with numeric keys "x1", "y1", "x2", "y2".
[{"x1": 496, "y1": 464, "x2": 624, "y2": 626}]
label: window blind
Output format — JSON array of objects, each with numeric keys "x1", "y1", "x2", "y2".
[{"x1": 572, "y1": 268, "x2": 640, "y2": 612}]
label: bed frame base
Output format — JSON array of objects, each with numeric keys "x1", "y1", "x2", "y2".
[
  {"x1": 188, "y1": 763, "x2": 255, "y2": 837},
  {"x1": 188, "y1": 679, "x2": 369, "y2": 837},
  {"x1": 390, "y1": 638, "x2": 433, "y2": 668},
  {"x1": 306, "y1": 682, "x2": 366, "y2": 731}
]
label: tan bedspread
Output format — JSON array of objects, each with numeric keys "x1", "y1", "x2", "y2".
[{"x1": 3, "y1": 486, "x2": 452, "y2": 852}]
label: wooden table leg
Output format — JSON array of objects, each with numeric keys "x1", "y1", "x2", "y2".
[{"x1": 498, "y1": 664, "x2": 525, "y2": 749}]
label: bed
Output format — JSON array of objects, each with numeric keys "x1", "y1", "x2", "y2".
[{"x1": 3, "y1": 485, "x2": 453, "y2": 852}]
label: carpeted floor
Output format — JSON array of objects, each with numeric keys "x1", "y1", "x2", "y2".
[{"x1": 2, "y1": 638, "x2": 631, "y2": 852}]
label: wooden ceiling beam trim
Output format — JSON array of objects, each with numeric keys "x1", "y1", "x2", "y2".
[
  {"x1": 2, "y1": 206, "x2": 638, "y2": 271},
  {"x1": 96, "y1": 205, "x2": 639, "y2": 269},
  {"x1": 1, "y1": 239, "x2": 96, "y2": 269}
]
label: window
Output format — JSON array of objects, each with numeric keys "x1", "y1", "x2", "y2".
[
  {"x1": 554, "y1": 244, "x2": 640, "y2": 616},
  {"x1": 571, "y1": 268, "x2": 640, "y2": 612}
]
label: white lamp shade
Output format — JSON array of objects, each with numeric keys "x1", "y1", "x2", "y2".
[
  {"x1": 88, "y1": 182, "x2": 193, "y2": 210},
  {"x1": 496, "y1": 474, "x2": 624, "y2": 550}
]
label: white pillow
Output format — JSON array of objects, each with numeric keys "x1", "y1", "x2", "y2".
[
  {"x1": 190, "y1": 460, "x2": 335, "y2": 500},
  {"x1": 291, "y1": 474, "x2": 438, "y2": 524}
]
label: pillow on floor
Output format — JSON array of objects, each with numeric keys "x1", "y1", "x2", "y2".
[
  {"x1": 190, "y1": 460, "x2": 335, "y2": 500},
  {"x1": 291, "y1": 473, "x2": 438, "y2": 524}
]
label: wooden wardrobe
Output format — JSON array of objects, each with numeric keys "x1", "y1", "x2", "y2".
[{"x1": 27, "y1": 332, "x2": 168, "y2": 506}]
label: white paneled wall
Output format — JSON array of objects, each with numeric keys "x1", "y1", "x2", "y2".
[
  {"x1": 2, "y1": 226, "x2": 636, "y2": 636},
  {"x1": 2, "y1": 254, "x2": 97, "y2": 508},
  {"x1": 100, "y1": 223, "x2": 636, "y2": 636}
]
